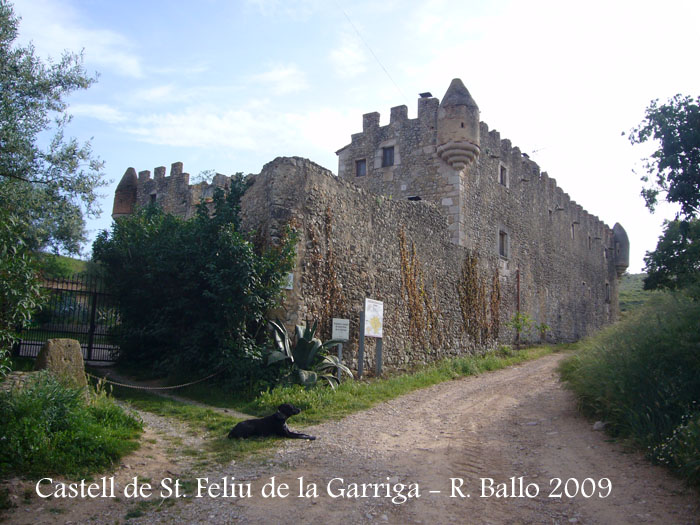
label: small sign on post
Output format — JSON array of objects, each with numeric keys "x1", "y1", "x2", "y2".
[
  {"x1": 332, "y1": 318, "x2": 350, "y2": 383},
  {"x1": 332, "y1": 318, "x2": 350, "y2": 341}
]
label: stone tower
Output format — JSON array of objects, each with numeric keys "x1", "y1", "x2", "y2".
[
  {"x1": 112, "y1": 167, "x2": 138, "y2": 219},
  {"x1": 436, "y1": 78, "x2": 481, "y2": 171}
]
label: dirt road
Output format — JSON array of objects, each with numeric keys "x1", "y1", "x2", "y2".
[{"x1": 6, "y1": 353, "x2": 699, "y2": 524}]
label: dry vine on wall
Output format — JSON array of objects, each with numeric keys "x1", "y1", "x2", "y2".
[
  {"x1": 398, "y1": 228, "x2": 445, "y2": 350},
  {"x1": 457, "y1": 252, "x2": 501, "y2": 346},
  {"x1": 306, "y1": 206, "x2": 345, "y2": 339}
]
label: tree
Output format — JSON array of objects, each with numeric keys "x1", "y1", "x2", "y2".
[
  {"x1": 629, "y1": 95, "x2": 700, "y2": 294},
  {"x1": 643, "y1": 219, "x2": 700, "y2": 295},
  {"x1": 0, "y1": 0, "x2": 105, "y2": 254},
  {"x1": 628, "y1": 94, "x2": 700, "y2": 220},
  {"x1": 0, "y1": 0, "x2": 105, "y2": 364}
]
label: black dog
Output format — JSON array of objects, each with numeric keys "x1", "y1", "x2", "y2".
[{"x1": 227, "y1": 403, "x2": 316, "y2": 440}]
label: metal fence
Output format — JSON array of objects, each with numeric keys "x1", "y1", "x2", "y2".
[{"x1": 14, "y1": 275, "x2": 121, "y2": 362}]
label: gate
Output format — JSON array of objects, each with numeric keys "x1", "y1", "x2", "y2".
[{"x1": 14, "y1": 275, "x2": 121, "y2": 362}]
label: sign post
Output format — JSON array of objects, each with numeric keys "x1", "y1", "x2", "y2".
[
  {"x1": 361, "y1": 298, "x2": 384, "y2": 378},
  {"x1": 332, "y1": 318, "x2": 350, "y2": 382}
]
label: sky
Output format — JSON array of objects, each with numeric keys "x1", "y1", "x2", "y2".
[{"x1": 10, "y1": 0, "x2": 700, "y2": 272}]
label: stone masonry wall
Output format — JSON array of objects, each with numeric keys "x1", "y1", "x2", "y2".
[
  {"x1": 241, "y1": 157, "x2": 477, "y2": 371},
  {"x1": 337, "y1": 96, "x2": 621, "y2": 343}
]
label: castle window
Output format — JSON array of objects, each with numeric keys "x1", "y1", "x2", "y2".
[
  {"x1": 150, "y1": 193, "x2": 157, "y2": 203},
  {"x1": 571, "y1": 223, "x2": 575, "y2": 240},
  {"x1": 498, "y1": 230, "x2": 509, "y2": 259},
  {"x1": 499, "y1": 164, "x2": 508, "y2": 187},
  {"x1": 605, "y1": 282, "x2": 610, "y2": 303},
  {"x1": 588, "y1": 236, "x2": 592, "y2": 250},
  {"x1": 356, "y1": 159, "x2": 367, "y2": 177},
  {"x1": 382, "y1": 146, "x2": 394, "y2": 167}
]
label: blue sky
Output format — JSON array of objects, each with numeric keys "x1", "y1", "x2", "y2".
[{"x1": 10, "y1": 0, "x2": 700, "y2": 272}]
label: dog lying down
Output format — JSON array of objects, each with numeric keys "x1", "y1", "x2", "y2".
[{"x1": 227, "y1": 403, "x2": 316, "y2": 440}]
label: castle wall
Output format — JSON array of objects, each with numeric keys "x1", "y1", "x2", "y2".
[
  {"x1": 239, "y1": 156, "x2": 618, "y2": 372},
  {"x1": 336, "y1": 97, "x2": 621, "y2": 342}
]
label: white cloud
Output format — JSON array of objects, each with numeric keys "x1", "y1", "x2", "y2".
[
  {"x1": 249, "y1": 64, "x2": 309, "y2": 95},
  {"x1": 330, "y1": 32, "x2": 367, "y2": 79},
  {"x1": 11, "y1": 0, "x2": 143, "y2": 77},
  {"x1": 70, "y1": 104, "x2": 126, "y2": 124}
]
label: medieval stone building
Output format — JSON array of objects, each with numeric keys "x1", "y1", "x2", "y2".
[{"x1": 112, "y1": 79, "x2": 629, "y2": 371}]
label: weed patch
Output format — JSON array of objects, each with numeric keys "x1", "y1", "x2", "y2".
[
  {"x1": 0, "y1": 371, "x2": 142, "y2": 478},
  {"x1": 560, "y1": 292, "x2": 700, "y2": 486}
]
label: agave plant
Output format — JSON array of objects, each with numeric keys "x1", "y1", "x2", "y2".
[{"x1": 266, "y1": 319, "x2": 353, "y2": 388}]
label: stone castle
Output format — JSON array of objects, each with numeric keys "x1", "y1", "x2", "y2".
[{"x1": 112, "y1": 79, "x2": 629, "y2": 370}]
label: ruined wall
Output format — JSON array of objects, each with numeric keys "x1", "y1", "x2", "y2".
[
  {"x1": 129, "y1": 162, "x2": 231, "y2": 220},
  {"x1": 241, "y1": 157, "x2": 488, "y2": 371}
]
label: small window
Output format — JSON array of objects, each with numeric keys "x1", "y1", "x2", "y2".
[
  {"x1": 498, "y1": 230, "x2": 508, "y2": 258},
  {"x1": 588, "y1": 236, "x2": 592, "y2": 250},
  {"x1": 355, "y1": 159, "x2": 366, "y2": 177},
  {"x1": 499, "y1": 165, "x2": 508, "y2": 186},
  {"x1": 150, "y1": 193, "x2": 157, "y2": 203},
  {"x1": 382, "y1": 146, "x2": 394, "y2": 167},
  {"x1": 605, "y1": 282, "x2": 610, "y2": 303},
  {"x1": 571, "y1": 223, "x2": 575, "y2": 240}
]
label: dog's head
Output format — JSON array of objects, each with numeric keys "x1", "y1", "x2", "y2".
[{"x1": 278, "y1": 403, "x2": 301, "y2": 418}]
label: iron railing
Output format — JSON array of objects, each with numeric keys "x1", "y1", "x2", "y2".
[{"x1": 14, "y1": 274, "x2": 121, "y2": 362}]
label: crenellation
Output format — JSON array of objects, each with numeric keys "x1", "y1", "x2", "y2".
[
  {"x1": 138, "y1": 170, "x2": 151, "y2": 180},
  {"x1": 170, "y1": 162, "x2": 183, "y2": 177},
  {"x1": 362, "y1": 112, "x2": 380, "y2": 132},
  {"x1": 390, "y1": 105, "x2": 408, "y2": 124},
  {"x1": 154, "y1": 166, "x2": 166, "y2": 179}
]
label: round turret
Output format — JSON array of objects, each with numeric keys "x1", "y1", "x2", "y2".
[
  {"x1": 112, "y1": 167, "x2": 138, "y2": 218},
  {"x1": 437, "y1": 78, "x2": 480, "y2": 171},
  {"x1": 612, "y1": 223, "x2": 630, "y2": 277}
]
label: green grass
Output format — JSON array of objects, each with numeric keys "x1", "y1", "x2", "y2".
[
  {"x1": 0, "y1": 371, "x2": 142, "y2": 478},
  {"x1": 560, "y1": 292, "x2": 700, "y2": 486},
  {"x1": 618, "y1": 272, "x2": 655, "y2": 316},
  {"x1": 36, "y1": 253, "x2": 89, "y2": 279},
  {"x1": 109, "y1": 386, "x2": 278, "y2": 463},
  {"x1": 181, "y1": 345, "x2": 556, "y2": 425}
]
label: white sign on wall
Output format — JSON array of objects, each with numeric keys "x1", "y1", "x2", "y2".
[
  {"x1": 332, "y1": 318, "x2": 350, "y2": 341},
  {"x1": 284, "y1": 273, "x2": 294, "y2": 290},
  {"x1": 364, "y1": 298, "x2": 384, "y2": 338}
]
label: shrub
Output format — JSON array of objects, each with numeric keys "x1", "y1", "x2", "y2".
[
  {"x1": 0, "y1": 371, "x2": 142, "y2": 477},
  {"x1": 93, "y1": 178, "x2": 297, "y2": 385},
  {"x1": 560, "y1": 292, "x2": 700, "y2": 485}
]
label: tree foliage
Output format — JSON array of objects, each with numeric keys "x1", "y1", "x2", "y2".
[
  {"x1": 628, "y1": 94, "x2": 700, "y2": 220},
  {"x1": 0, "y1": 0, "x2": 105, "y2": 254},
  {"x1": 630, "y1": 95, "x2": 700, "y2": 294},
  {"x1": 0, "y1": 1, "x2": 105, "y2": 365},
  {"x1": 92, "y1": 180, "x2": 298, "y2": 385},
  {"x1": 643, "y1": 219, "x2": 700, "y2": 296}
]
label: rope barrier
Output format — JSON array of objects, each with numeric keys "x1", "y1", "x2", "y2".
[{"x1": 86, "y1": 369, "x2": 223, "y2": 391}]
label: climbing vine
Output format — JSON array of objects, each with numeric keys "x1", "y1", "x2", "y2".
[
  {"x1": 398, "y1": 228, "x2": 444, "y2": 349},
  {"x1": 306, "y1": 206, "x2": 345, "y2": 339},
  {"x1": 457, "y1": 252, "x2": 500, "y2": 345}
]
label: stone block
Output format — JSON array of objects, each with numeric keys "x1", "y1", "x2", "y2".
[{"x1": 34, "y1": 338, "x2": 87, "y2": 389}]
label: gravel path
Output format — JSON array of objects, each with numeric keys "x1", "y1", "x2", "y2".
[{"x1": 4, "y1": 353, "x2": 699, "y2": 524}]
